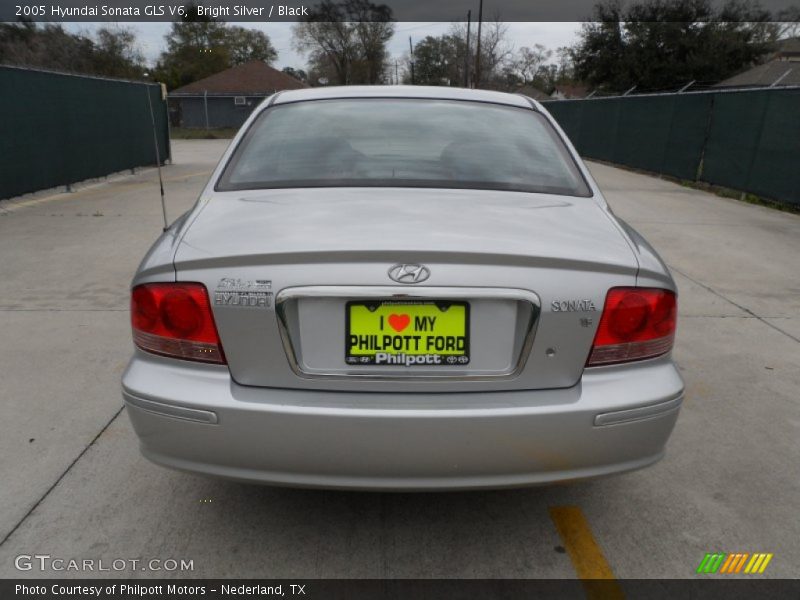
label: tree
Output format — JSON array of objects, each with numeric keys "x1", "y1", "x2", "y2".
[
  {"x1": 472, "y1": 18, "x2": 512, "y2": 87},
  {"x1": 439, "y1": 19, "x2": 512, "y2": 89},
  {"x1": 410, "y1": 35, "x2": 464, "y2": 85},
  {"x1": 154, "y1": 7, "x2": 231, "y2": 90},
  {"x1": 0, "y1": 22, "x2": 146, "y2": 79},
  {"x1": 223, "y1": 26, "x2": 278, "y2": 66},
  {"x1": 92, "y1": 27, "x2": 146, "y2": 79},
  {"x1": 775, "y1": 7, "x2": 800, "y2": 39},
  {"x1": 569, "y1": 0, "x2": 781, "y2": 92},
  {"x1": 523, "y1": 47, "x2": 578, "y2": 92},
  {"x1": 555, "y1": 46, "x2": 576, "y2": 81},
  {"x1": 405, "y1": 19, "x2": 514, "y2": 88},
  {"x1": 492, "y1": 43, "x2": 569, "y2": 91},
  {"x1": 282, "y1": 66, "x2": 308, "y2": 83},
  {"x1": 511, "y1": 45, "x2": 552, "y2": 85},
  {"x1": 292, "y1": 0, "x2": 395, "y2": 85},
  {"x1": 154, "y1": 2, "x2": 277, "y2": 89}
]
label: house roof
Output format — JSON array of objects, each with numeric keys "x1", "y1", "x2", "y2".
[
  {"x1": 170, "y1": 61, "x2": 308, "y2": 95},
  {"x1": 716, "y1": 59, "x2": 800, "y2": 88},
  {"x1": 776, "y1": 36, "x2": 800, "y2": 57}
]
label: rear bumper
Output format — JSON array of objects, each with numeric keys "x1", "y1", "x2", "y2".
[{"x1": 122, "y1": 352, "x2": 684, "y2": 490}]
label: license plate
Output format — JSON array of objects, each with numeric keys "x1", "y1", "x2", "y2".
[{"x1": 346, "y1": 300, "x2": 470, "y2": 366}]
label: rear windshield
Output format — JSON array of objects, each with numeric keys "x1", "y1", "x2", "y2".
[{"x1": 216, "y1": 98, "x2": 591, "y2": 197}]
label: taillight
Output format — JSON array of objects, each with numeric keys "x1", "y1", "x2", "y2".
[
  {"x1": 587, "y1": 287, "x2": 676, "y2": 366},
  {"x1": 130, "y1": 283, "x2": 226, "y2": 364}
]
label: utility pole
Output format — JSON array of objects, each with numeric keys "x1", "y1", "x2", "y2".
[
  {"x1": 409, "y1": 36, "x2": 415, "y2": 85},
  {"x1": 203, "y1": 89, "x2": 210, "y2": 130},
  {"x1": 474, "y1": 0, "x2": 483, "y2": 89},
  {"x1": 395, "y1": 60, "x2": 399, "y2": 84},
  {"x1": 464, "y1": 10, "x2": 471, "y2": 88}
]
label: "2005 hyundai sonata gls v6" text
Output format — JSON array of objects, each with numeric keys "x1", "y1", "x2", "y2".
[{"x1": 122, "y1": 86, "x2": 683, "y2": 490}]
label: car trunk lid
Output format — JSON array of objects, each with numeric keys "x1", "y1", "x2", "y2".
[{"x1": 173, "y1": 187, "x2": 638, "y2": 392}]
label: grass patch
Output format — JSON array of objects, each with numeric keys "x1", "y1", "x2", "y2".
[
  {"x1": 676, "y1": 180, "x2": 800, "y2": 215},
  {"x1": 587, "y1": 159, "x2": 800, "y2": 215},
  {"x1": 170, "y1": 127, "x2": 237, "y2": 140}
]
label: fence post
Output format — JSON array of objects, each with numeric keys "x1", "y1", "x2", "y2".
[
  {"x1": 610, "y1": 98, "x2": 624, "y2": 163},
  {"x1": 574, "y1": 100, "x2": 586, "y2": 154},
  {"x1": 161, "y1": 83, "x2": 172, "y2": 164},
  {"x1": 660, "y1": 95, "x2": 679, "y2": 176},
  {"x1": 203, "y1": 89, "x2": 210, "y2": 130},
  {"x1": 695, "y1": 94, "x2": 716, "y2": 182}
]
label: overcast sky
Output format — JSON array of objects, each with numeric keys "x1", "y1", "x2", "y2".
[{"x1": 66, "y1": 22, "x2": 582, "y2": 71}]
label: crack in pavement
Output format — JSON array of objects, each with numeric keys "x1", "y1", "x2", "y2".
[
  {"x1": 0, "y1": 406, "x2": 125, "y2": 548},
  {"x1": 669, "y1": 264, "x2": 800, "y2": 345}
]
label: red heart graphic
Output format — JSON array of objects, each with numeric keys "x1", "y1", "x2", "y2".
[{"x1": 388, "y1": 314, "x2": 410, "y2": 333}]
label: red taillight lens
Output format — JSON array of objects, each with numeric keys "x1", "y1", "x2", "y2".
[
  {"x1": 130, "y1": 283, "x2": 226, "y2": 364},
  {"x1": 587, "y1": 287, "x2": 677, "y2": 366}
]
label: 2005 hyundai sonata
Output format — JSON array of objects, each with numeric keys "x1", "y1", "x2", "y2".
[{"x1": 123, "y1": 86, "x2": 683, "y2": 490}]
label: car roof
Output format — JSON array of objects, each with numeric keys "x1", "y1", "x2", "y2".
[{"x1": 272, "y1": 85, "x2": 536, "y2": 109}]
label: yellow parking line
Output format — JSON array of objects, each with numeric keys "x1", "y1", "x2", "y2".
[
  {"x1": 4, "y1": 169, "x2": 212, "y2": 211},
  {"x1": 550, "y1": 506, "x2": 625, "y2": 600},
  {"x1": 163, "y1": 169, "x2": 213, "y2": 183},
  {"x1": 7, "y1": 185, "x2": 107, "y2": 210}
]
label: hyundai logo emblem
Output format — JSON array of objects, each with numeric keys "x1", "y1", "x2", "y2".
[{"x1": 388, "y1": 264, "x2": 431, "y2": 284}]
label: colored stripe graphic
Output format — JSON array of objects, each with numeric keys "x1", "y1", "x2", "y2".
[
  {"x1": 697, "y1": 552, "x2": 773, "y2": 574},
  {"x1": 696, "y1": 553, "x2": 713, "y2": 573},
  {"x1": 697, "y1": 553, "x2": 726, "y2": 573},
  {"x1": 720, "y1": 553, "x2": 748, "y2": 573},
  {"x1": 759, "y1": 554, "x2": 774, "y2": 573},
  {"x1": 719, "y1": 554, "x2": 736, "y2": 573},
  {"x1": 745, "y1": 553, "x2": 774, "y2": 574},
  {"x1": 734, "y1": 553, "x2": 750, "y2": 573}
]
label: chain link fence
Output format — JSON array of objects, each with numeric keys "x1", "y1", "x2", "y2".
[
  {"x1": 0, "y1": 65, "x2": 170, "y2": 200},
  {"x1": 543, "y1": 86, "x2": 800, "y2": 207}
]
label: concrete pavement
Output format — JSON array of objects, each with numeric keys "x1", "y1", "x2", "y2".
[{"x1": 0, "y1": 142, "x2": 797, "y2": 579}]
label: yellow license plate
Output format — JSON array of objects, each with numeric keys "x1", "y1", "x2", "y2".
[{"x1": 346, "y1": 301, "x2": 470, "y2": 366}]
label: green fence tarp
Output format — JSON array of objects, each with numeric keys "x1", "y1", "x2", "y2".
[
  {"x1": 612, "y1": 95, "x2": 674, "y2": 174},
  {"x1": 0, "y1": 66, "x2": 170, "y2": 200},
  {"x1": 701, "y1": 90, "x2": 771, "y2": 191},
  {"x1": 543, "y1": 87, "x2": 799, "y2": 207},
  {"x1": 747, "y1": 89, "x2": 800, "y2": 204},
  {"x1": 702, "y1": 88, "x2": 800, "y2": 205},
  {"x1": 661, "y1": 93, "x2": 713, "y2": 181}
]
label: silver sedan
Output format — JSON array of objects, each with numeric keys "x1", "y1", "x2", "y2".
[{"x1": 123, "y1": 86, "x2": 683, "y2": 490}]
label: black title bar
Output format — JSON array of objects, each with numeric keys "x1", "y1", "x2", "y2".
[
  {"x1": 5, "y1": 579, "x2": 800, "y2": 600},
  {"x1": 4, "y1": 0, "x2": 799, "y2": 22}
]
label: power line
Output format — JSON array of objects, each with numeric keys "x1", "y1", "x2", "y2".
[{"x1": 474, "y1": 0, "x2": 483, "y2": 89}]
